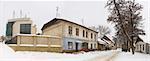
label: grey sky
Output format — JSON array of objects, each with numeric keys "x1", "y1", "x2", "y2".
[{"x1": 0, "y1": 0, "x2": 149, "y2": 43}]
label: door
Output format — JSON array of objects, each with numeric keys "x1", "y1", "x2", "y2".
[{"x1": 75, "y1": 42, "x2": 79, "y2": 51}]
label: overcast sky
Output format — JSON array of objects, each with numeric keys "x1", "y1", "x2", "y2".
[{"x1": 0, "y1": 0, "x2": 149, "y2": 43}]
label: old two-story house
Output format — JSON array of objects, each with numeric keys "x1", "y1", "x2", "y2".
[{"x1": 41, "y1": 18, "x2": 98, "y2": 52}]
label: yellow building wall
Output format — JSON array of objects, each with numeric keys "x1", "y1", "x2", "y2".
[
  {"x1": 9, "y1": 35, "x2": 62, "y2": 52},
  {"x1": 42, "y1": 22, "x2": 63, "y2": 37},
  {"x1": 63, "y1": 22, "x2": 97, "y2": 41},
  {"x1": 42, "y1": 21, "x2": 64, "y2": 51},
  {"x1": 42, "y1": 20, "x2": 98, "y2": 50},
  {"x1": 63, "y1": 22, "x2": 98, "y2": 49}
]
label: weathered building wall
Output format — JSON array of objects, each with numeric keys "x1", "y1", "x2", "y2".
[
  {"x1": 41, "y1": 18, "x2": 98, "y2": 52},
  {"x1": 135, "y1": 41, "x2": 150, "y2": 54},
  {"x1": 42, "y1": 22, "x2": 63, "y2": 37},
  {"x1": 62, "y1": 21, "x2": 98, "y2": 51},
  {"x1": 9, "y1": 35, "x2": 62, "y2": 52}
]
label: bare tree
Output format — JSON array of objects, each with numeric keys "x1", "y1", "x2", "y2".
[
  {"x1": 106, "y1": 0, "x2": 145, "y2": 54},
  {"x1": 97, "y1": 25, "x2": 111, "y2": 38}
]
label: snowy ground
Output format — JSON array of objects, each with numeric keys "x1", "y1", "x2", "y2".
[
  {"x1": 0, "y1": 42, "x2": 117, "y2": 61},
  {"x1": 0, "y1": 42, "x2": 150, "y2": 61},
  {"x1": 114, "y1": 51, "x2": 150, "y2": 61}
]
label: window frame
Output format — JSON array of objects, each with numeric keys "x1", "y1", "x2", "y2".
[
  {"x1": 76, "y1": 28, "x2": 79, "y2": 36},
  {"x1": 20, "y1": 24, "x2": 31, "y2": 34},
  {"x1": 91, "y1": 33, "x2": 93, "y2": 39},
  {"x1": 68, "y1": 26, "x2": 72, "y2": 35},
  {"x1": 68, "y1": 42, "x2": 73, "y2": 49},
  {"x1": 86, "y1": 31, "x2": 88, "y2": 38},
  {"x1": 83, "y1": 30, "x2": 85, "y2": 37}
]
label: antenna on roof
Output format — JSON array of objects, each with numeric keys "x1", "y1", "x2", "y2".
[
  {"x1": 56, "y1": 6, "x2": 60, "y2": 18},
  {"x1": 12, "y1": 10, "x2": 15, "y2": 18},
  {"x1": 20, "y1": 10, "x2": 22, "y2": 18},
  {"x1": 25, "y1": 13, "x2": 27, "y2": 18},
  {"x1": 27, "y1": 11, "x2": 30, "y2": 18},
  {"x1": 81, "y1": 18, "x2": 84, "y2": 25}
]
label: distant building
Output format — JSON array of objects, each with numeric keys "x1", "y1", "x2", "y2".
[
  {"x1": 98, "y1": 35, "x2": 115, "y2": 50},
  {"x1": 41, "y1": 18, "x2": 98, "y2": 52},
  {"x1": 135, "y1": 41, "x2": 150, "y2": 54},
  {"x1": 135, "y1": 36, "x2": 150, "y2": 54},
  {"x1": 6, "y1": 18, "x2": 37, "y2": 40}
]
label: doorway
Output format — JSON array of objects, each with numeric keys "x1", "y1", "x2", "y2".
[{"x1": 75, "y1": 42, "x2": 79, "y2": 51}]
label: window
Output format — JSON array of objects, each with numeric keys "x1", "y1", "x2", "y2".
[
  {"x1": 68, "y1": 26, "x2": 72, "y2": 35},
  {"x1": 91, "y1": 44, "x2": 93, "y2": 49},
  {"x1": 20, "y1": 24, "x2": 31, "y2": 34},
  {"x1": 143, "y1": 45, "x2": 144, "y2": 51},
  {"x1": 86, "y1": 31, "x2": 88, "y2": 38},
  {"x1": 91, "y1": 33, "x2": 93, "y2": 39},
  {"x1": 94, "y1": 44, "x2": 96, "y2": 48},
  {"x1": 68, "y1": 42, "x2": 73, "y2": 49},
  {"x1": 76, "y1": 28, "x2": 79, "y2": 36},
  {"x1": 83, "y1": 30, "x2": 85, "y2": 37},
  {"x1": 140, "y1": 45, "x2": 141, "y2": 51},
  {"x1": 94, "y1": 34, "x2": 96, "y2": 40}
]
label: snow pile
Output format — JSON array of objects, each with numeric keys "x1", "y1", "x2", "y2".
[
  {"x1": 0, "y1": 42, "x2": 15, "y2": 58},
  {"x1": 114, "y1": 51, "x2": 150, "y2": 61},
  {"x1": 14, "y1": 50, "x2": 115, "y2": 61},
  {"x1": 0, "y1": 42, "x2": 116, "y2": 61}
]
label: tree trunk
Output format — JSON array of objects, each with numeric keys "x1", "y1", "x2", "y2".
[{"x1": 113, "y1": 0, "x2": 134, "y2": 54}]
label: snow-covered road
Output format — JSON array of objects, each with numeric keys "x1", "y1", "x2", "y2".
[
  {"x1": 114, "y1": 51, "x2": 150, "y2": 61},
  {"x1": 86, "y1": 50, "x2": 119, "y2": 61},
  {"x1": 0, "y1": 42, "x2": 150, "y2": 61}
]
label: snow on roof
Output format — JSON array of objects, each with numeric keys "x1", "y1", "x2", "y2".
[
  {"x1": 100, "y1": 35, "x2": 115, "y2": 44},
  {"x1": 98, "y1": 38, "x2": 107, "y2": 44},
  {"x1": 139, "y1": 35, "x2": 149, "y2": 43},
  {"x1": 136, "y1": 41, "x2": 145, "y2": 44}
]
